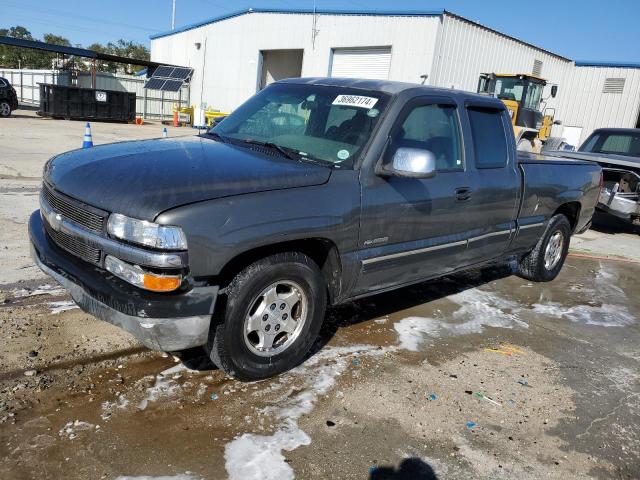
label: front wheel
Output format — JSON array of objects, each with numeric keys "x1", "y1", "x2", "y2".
[
  {"x1": 0, "y1": 101, "x2": 12, "y2": 118},
  {"x1": 517, "y1": 214, "x2": 571, "y2": 282},
  {"x1": 206, "y1": 252, "x2": 327, "y2": 381}
]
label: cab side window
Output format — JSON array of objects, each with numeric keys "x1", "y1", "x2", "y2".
[
  {"x1": 467, "y1": 107, "x2": 509, "y2": 168},
  {"x1": 391, "y1": 103, "x2": 463, "y2": 171}
]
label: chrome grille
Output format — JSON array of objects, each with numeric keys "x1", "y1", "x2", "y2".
[
  {"x1": 42, "y1": 184, "x2": 106, "y2": 233},
  {"x1": 44, "y1": 221, "x2": 101, "y2": 265}
]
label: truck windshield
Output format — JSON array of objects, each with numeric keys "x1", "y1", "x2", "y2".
[
  {"x1": 579, "y1": 131, "x2": 640, "y2": 159},
  {"x1": 210, "y1": 83, "x2": 390, "y2": 165},
  {"x1": 494, "y1": 77, "x2": 524, "y2": 102}
]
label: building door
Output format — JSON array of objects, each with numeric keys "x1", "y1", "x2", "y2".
[
  {"x1": 259, "y1": 50, "x2": 304, "y2": 90},
  {"x1": 329, "y1": 47, "x2": 392, "y2": 80}
]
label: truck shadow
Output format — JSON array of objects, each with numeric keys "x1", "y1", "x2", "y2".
[
  {"x1": 591, "y1": 212, "x2": 639, "y2": 235},
  {"x1": 311, "y1": 262, "x2": 514, "y2": 356},
  {"x1": 179, "y1": 261, "x2": 513, "y2": 372},
  {"x1": 370, "y1": 458, "x2": 440, "y2": 480}
]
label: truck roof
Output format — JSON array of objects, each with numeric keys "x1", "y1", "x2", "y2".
[
  {"x1": 590, "y1": 127, "x2": 640, "y2": 134},
  {"x1": 277, "y1": 77, "x2": 504, "y2": 105}
]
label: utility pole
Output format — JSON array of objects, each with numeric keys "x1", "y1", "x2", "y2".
[
  {"x1": 172, "y1": 0, "x2": 176, "y2": 29},
  {"x1": 311, "y1": 0, "x2": 320, "y2": 49}
]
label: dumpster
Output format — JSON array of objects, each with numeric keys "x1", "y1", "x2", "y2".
[{"x1": 39, "y1": 84, "x2": 136, "y2": 122}]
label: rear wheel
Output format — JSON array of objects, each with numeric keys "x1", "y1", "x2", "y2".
[
  {"x1": 0, "y1": 101, "x2": 11, "y2": 118},
  {"x1": 206, "y1": 252, "x2": 327, "y2": 381},
  {"x1": 517, "y1": 214, "x2": 571, "y2": 282}
]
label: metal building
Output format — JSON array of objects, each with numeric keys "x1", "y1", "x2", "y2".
[
  {"x1": 554, "y1": 62, "x2": 640, "y2": 145},
  {"x1": 150, "y1": 8, "x2": 640, "y2": 144}
]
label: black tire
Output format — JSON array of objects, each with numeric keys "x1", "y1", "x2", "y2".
[
  {"x1": 206, "y1": 252, "x2": 327, "y2": 381},
  {"x1": 517, "y1": 214, "x2": 571, "y2": 282},
  {"x1": 0, "y1": 100, "x2": 11, "y2": 118}
]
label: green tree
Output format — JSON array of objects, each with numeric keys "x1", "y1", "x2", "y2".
[
  {"x1": 0, "y1": 26, "x2": 149, "y2": 73},
  {"x1": 106, "y1": 39, "x2": 149, "y2": 74},
  {"x1": 0, "y1": 25, "x2": 39, "y2": 68},
  {"x1": 87, "y1": 42, "x2": 117, "y2": 73},
  {"x1": 36, "y1": 33, "x2": 72, "y2": 69}
]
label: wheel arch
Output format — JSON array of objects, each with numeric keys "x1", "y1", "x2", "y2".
[
  {"x1": 215, "y1": 238, "x2": 343, "y2": 304},
  {"x1": 553, "y1": 201, "x2": 581, "y2": 232}
]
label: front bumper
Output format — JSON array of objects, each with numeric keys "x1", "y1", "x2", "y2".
[{"x1": 29, "y1": 211, "x2": 218, "y2": 351}]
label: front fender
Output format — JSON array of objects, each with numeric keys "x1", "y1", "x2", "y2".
[{"x1": 155, "y1": 170, "x2": 360, "y2": 278}]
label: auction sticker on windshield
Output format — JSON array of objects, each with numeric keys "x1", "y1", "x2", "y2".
[{"x1": 332, "y1": 95, "x2": 379, "y2": 109}]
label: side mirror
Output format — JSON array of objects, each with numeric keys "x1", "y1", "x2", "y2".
[
  {"x1": 553, "y1": 119, "x2": 562, "y2": 125},
  {"x1": 389, "y1": 147, "x2": 437, "y2": 179},
  {"x1": 551, "y1": 85, "x2": 558, "y2": 98}
]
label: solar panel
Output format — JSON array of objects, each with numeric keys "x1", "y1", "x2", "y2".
[
  {"x1": 153, "y1": 66, "x2": 174, "y2": 78},
  {"x1": 171, "y1": 67, "x2": 193, "y2": 80},
  {"x1": 162, "y1": 79, "x2": 183, "y2": 92},
  {"x1": 143, "y1": 78, "x2": 166, "y2": 90},
  {"x1": 144, "y1": 65, "x2": 193, "y2": 90}
]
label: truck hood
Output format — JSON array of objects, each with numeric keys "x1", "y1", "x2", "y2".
[{"x1": 44, "y1": 136, "x2": 332, "y2": 220}]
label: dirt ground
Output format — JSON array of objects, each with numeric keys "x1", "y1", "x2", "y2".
[{"x1": 0, "y1": 110, "x2": 639, "y2": 480}]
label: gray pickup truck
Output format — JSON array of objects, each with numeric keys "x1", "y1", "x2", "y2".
[
  {"x1": 548, "y1": 128, "x2": 640, "y2": 227},
  {"x1": 29, "y1": 78, "x2": 602, "y2": 380}
]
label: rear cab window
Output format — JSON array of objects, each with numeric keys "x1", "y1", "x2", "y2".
[
  {"x1": 466, "y1": 107, "x2": 510, "y2": 168},
  {"x1": 579, "y1": 131, "x2": 640, "y2": 158}
]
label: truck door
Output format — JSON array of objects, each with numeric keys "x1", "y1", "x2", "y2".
[
  {"x1": 354, "y1": 96, "x2": 471, "y2": 295},
  {"x1": 459, "y1": 103, "x2": 521, "y2": 264}
]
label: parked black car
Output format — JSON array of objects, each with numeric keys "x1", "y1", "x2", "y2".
[{"x1": 0, "y1": 77, "x2": 19, "y2": 117}]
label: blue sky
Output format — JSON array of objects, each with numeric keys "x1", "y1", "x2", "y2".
[{"x1": 3, "y1": 0, "x2": 640, "y2": 62}]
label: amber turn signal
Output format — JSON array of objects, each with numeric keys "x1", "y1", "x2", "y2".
[{"x1": 143, "y1": 273, "x2": 182, "y2": 292}]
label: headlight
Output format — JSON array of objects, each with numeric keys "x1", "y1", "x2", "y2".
[{"x1": 107, "y1": 213, "x2": 187, "y2": 250}]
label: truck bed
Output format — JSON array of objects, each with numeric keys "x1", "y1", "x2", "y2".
[{"x1": 517, "y1": 151, "x2": 595, "y2": 166}]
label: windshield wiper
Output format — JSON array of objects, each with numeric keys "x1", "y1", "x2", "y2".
[
  {"x1": 240, "y1": 139, "x2": 335, "y2": 167},
  {"x1": 294, "y1": 155, "x2": 336, "y2": 167},
  {"x1": 242, "y1": 139, "x2": 298, "y2": 161},
  {"x1": 204, "y1": 131, "x2": 228, "y2": 143}
]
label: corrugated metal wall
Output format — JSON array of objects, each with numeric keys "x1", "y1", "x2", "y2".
[
  {"x1": 0, "y1": 68, "x2": 189, "y2": 119},
  {"x1": 150, "y1": 10, "x2": 640, "y2": 141},
  {"x1": 151, "y1": 12, "x2": 441, "y2": 112},
  {"x1": 430, "y1": 14, "x2": 572, "y2": 115},
  {"x1": 554, "y1": 66, "x2": 640, "y2": 144}
]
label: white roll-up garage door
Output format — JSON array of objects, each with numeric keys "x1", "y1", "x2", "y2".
[{"x1": 329, "y1": 47, "x2": 392, "y2": 80}]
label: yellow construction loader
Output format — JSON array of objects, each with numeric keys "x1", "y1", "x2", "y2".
[{"x1": 477, "y1": 73, "x2": 560, "y2": 152}]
